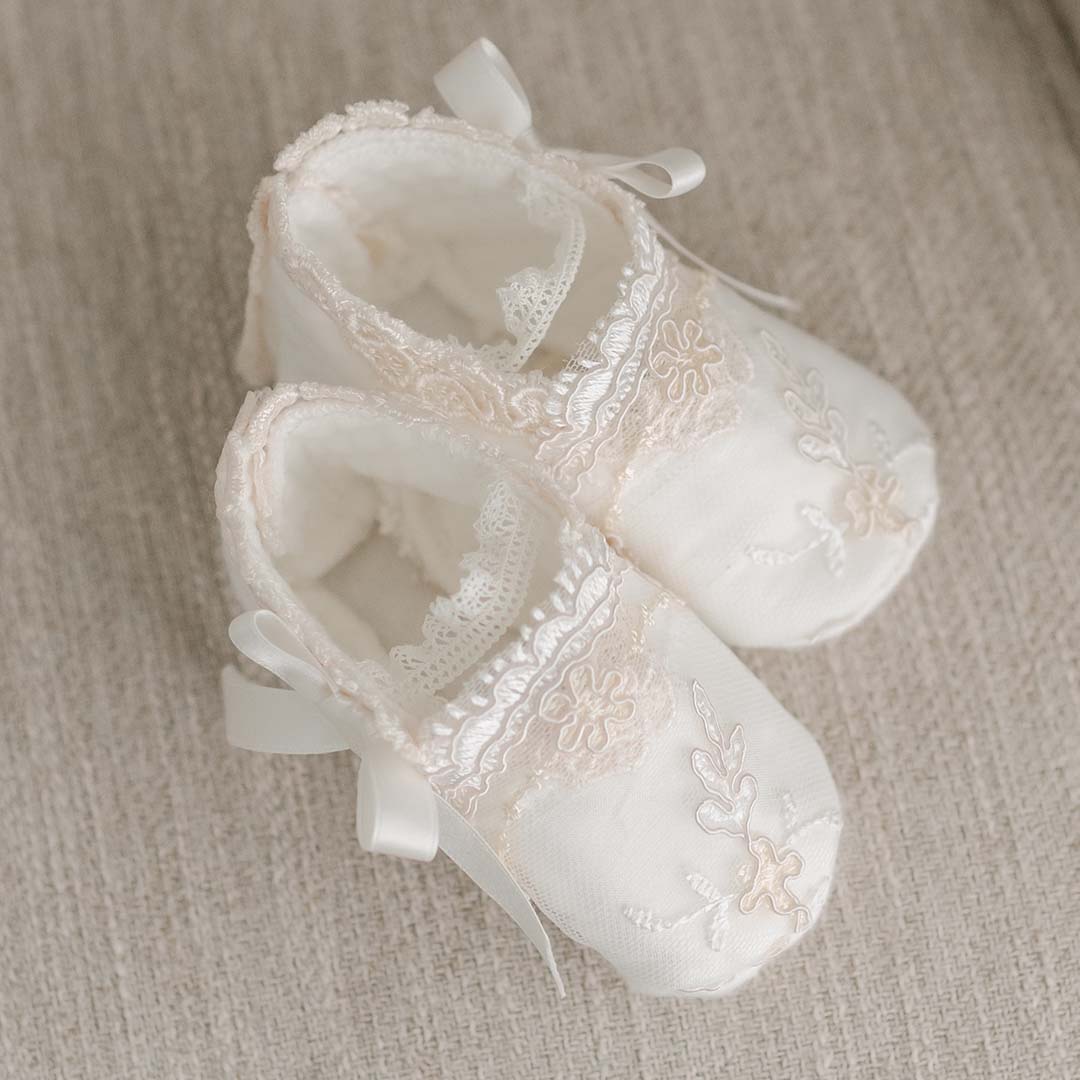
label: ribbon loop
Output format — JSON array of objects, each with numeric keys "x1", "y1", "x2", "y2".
[
  {"x1": 228, "y1": 610, "x2": 437, "y2": 857},
  {"x1": 229, "y1": 609, "x2": 329, "y2": 703},
  {"x1": 356, "y1": 736, "x2": 439, "y2": 861},
  {"x1": 575, "y1": 148, "x2": 707, "y2": 200},
  {"x1": 434, "y1": 38, "x2": 798, "y2": 311},
  {"x1": 434, "y1": 37, "x2": 704, "y2": 200},
  {"x1": 222, "y1": 665, "x2": 349, "y2": 755}
]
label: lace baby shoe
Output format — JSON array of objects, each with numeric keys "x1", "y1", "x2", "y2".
[
  {"x1": 235, "y1": 40, "x2": 937, "y2": 648},
  {"x1": 216, "y1": 384, "x2": 842, "y2": 997}
]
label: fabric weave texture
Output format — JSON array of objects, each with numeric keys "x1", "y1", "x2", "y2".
[{"x1": 1, "y1": 0, "x2": 1078, "y2": 1076}]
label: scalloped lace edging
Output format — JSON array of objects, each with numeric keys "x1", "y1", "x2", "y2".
[{"x1": 390, "y1": 480, "x2": 539, "y2": 695}]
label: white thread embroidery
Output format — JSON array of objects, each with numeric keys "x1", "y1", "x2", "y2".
[
  {"x1": 747, "y1": 331, "x2": 920, "y2": 576},
  {"x1": 538, "y1": 664, "x2": 636, "y2": 753},
  {"x1": 651, "y1": 317, "x2": 731, "y2": 402},
  {"x1": 623, "y1": 682, "x2": 815, "y2": 974}
]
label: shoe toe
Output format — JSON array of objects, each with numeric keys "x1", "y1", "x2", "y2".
[
  {"x1": 614, "y1": 281, "x2": 938, "y2": 648},
  {"x1": 502, "y1": 599, "x2": 842, "y2": 997}
]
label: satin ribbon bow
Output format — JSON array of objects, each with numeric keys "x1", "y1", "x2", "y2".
[
  {"x1": 435, "y1": 37, "x2": 707, "y2": 200},
  {"x1": 222, "y1": 610, "x2": 564, "y2": 995},
  {"x1": 434, "y1": 38, "x2": 797, "y2": 311}
]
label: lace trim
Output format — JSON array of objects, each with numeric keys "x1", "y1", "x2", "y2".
[
  {"x1": 488, "y1": 591, "x2": 674, "y2": 859},
  {"x1": 530, "y1": 591, "x2": 672, "y2": 788},
  {"x1": 251, "y1": 105, "x2": 773, "y2": 509},
  {"x1": 645, "y1": 274, "x2": 755, "y2": 435},
  {"x1": 535, "y1": 208, "x2": 677, "y2": 492},
  {"x1": 390, "y1": 481, "x2": 539, "y2": 695},
  {"x1": 422, "y1": 524, "x2": 621, "y2": 814},
  {"x1": 597, "y1": 271, "x2": 754, "y2": 541},
  {"x1": 254, "y1": 103, "x2": 771, "y2": 505},
  {"x1": 269, "y1": 187, "x2": 550, "y2": 433},
  {"x1": 633, "y1": 274, "x2": 752, "y2": 439},
  {"x1": 222, "y1": 387, "x2": 677, "y2": 832},
  {"x1": 488, "y1": 178, "x2": 586, "y2": 374},
  {"x1": 421, "y1": 526, "x2": 672, "y2": 818}
]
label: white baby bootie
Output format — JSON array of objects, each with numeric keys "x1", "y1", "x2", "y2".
[
  {"x1": 217, "y1": 384, "x2": 842, "y2": 997},
  {"x1": 235, "y1": 39, "x2": 937, "y2": 648}
]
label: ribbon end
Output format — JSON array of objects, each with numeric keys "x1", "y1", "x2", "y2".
[
  {"x1": 434, "y1": 38, "x2": 533, "y2": 140},
  {"x1": 548, "y1": 951, "x2": 567, "y2": 999},
  {"x1": 765, "y1": 294, "x2": 802, "y2": 315},
  {"x1": 355, "y1": 746, "x2": 441, "y2": 863}
]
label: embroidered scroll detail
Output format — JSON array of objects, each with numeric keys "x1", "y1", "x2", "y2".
[
  {"x1": 651, "y1": 318, "x2": 730, "y2": 402},
  {"x1": 622, "y1": 681, "x2": 812, "y2": 963},
  {"x1": 746, "y1": 331, "x2": 919, "y2": 576},
  {"x1": 690, "y1": 680, "x2": 811, "y2": 930},
  {"x1": 539, "y1": 664, "x2": 636, "y2": 752}
]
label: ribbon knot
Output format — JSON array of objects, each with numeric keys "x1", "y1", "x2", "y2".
[
  {"x1": 223, "y1": 609, "x2": 565, "y2": 994},
  {"x1": 435, "y1": 38, "x2": 798, "y2": 311},
  {"x1": 226, "y1": 610, "x2": 440, "y2": 861},
  {"x1": 435, "y1": 37, "x2": 706, "y2": 200}
]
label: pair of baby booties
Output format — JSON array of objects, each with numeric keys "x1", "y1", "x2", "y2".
[{"x1": 218, "y1": 39, "x2": 938, "y2": 998}]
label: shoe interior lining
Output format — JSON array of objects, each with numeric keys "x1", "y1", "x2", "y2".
[
  {"x1": 287, "y1": 129, "x2": 631, "y2": 374},
  {"x1": 259, "y1": 406, "x2": 561, "y2": 695}
]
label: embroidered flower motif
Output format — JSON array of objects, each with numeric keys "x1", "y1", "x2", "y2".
[
  {"x1": 772, "y1": 333, "x2": 914, "y2": 539},
  {"x1": 740, "y1": 837, "x2": 808, "y2": 928},
  {"x1": 688, "y1": 682, "x2": 811, "y2": 933},
  {"x1": 746, "y1": 332, "x2": 920, "y2": 576},
  {"x1": 596, "y1": 280, "x2": 754, "y2": 511},
  {"x1": 541, "y1": 664, "x2": 636, "y2": 752},
  {"x1": 650, "y1": 318, "x2": 729, "y2": 402},
  {"x1": 844, "y1": 465, "x2": 910, "y2": 536},
  {"x1": 623, "y1": 681, "x2": 813, "y2": 961}
]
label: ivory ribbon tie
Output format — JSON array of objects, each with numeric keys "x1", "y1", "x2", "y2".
[
  {"x1": 222, "y1": 609, "x2": 565, "y2": 995},
  {"x1": 434, "y1": 37, "x2": 798, "y2": 311}
]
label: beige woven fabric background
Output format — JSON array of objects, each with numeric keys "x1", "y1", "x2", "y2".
[{"x1": 2, "y1": 0, "x2": 1078, "y2": 1076}]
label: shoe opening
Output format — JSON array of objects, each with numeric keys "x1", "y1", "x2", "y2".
[
  {"x1": 284, "y1": 127, "x2": 632, "y2": 376},
  {"x1": 245, "y1": 397, "x2": 564, "y2": 702}
]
